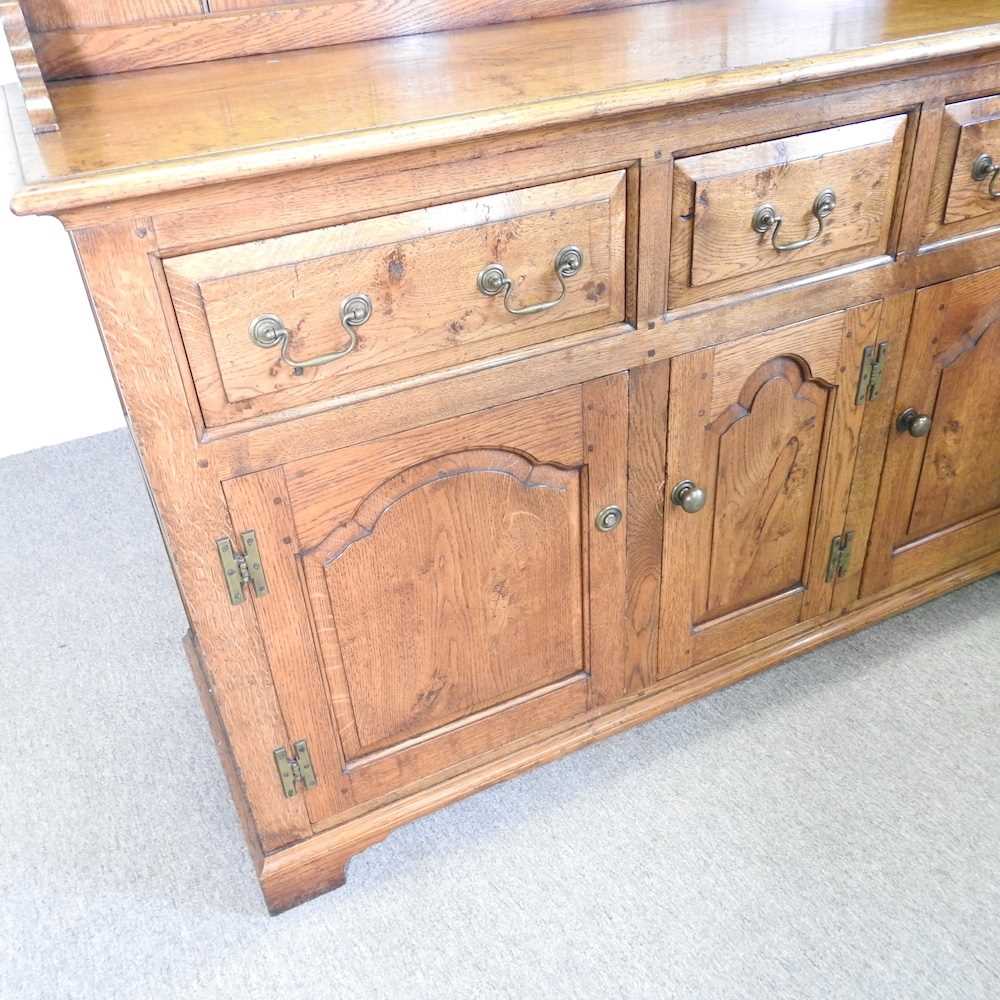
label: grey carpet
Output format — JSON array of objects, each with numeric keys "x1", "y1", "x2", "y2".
[{"x1": 0, "y1": 429, "x2": 997, "y2": 1000}]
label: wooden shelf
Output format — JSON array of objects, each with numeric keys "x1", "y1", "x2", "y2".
[{"x1": 7, "y1": 0, "x2": 1000, "y2": 215}]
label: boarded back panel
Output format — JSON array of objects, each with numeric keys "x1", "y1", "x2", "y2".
[
  {"x1": 22, "y1": 0, "x2": 204, "y2": 31},
  {"x1": 29, "y1": 0, "x2": 653, "y2": 79}
]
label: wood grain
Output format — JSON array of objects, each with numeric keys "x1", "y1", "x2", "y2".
[
  {"x1": 624, "y1": 362, "x2": 669, "y2": 692},
  {"x1": 48, "y1": 66, "x2": 949, "y2": 244},
  {"x1": 283, "y1": 386, "x2": 585, "y2": 547},
  {"x1": 635, "y1": 158, "x2": 672, "y2": 320},
  {"x1": 656, "y1": 347, "x2": 713, "y2": 675},
  {"x1": 183, "y1": 630, "x2": 264, "y2": 869},
  {"x1": 580, "y1": 373, "x2": 629, "y2": 706},
  {"x1": 797, "y1": 299, "x2": 881, "y2": 620},
  {"x1": 833, "y1": 292, "x2": 911, "y2": 609},
  {"x1": 703, "y1": 360, "x2": 829, "y2": 620},
  {"x1": 907, "y1": 325, "x2": 1000, "y2": 536},
  {"x1": 923, "y1": 92, "x2": 1000, "y2": 246},
  {"x1": 310, "y1": 451, "x2": 585, "y2": 755},
  {"x1": 179, "y1": 211, "x2": 1000, "y2": 487}
]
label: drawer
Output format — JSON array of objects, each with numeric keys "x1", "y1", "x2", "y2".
[
  {"x1": 668, "y1": 116, "x2": 907, "y2": 307},
  {"x1": 164, "y1": 171, "x2": 627, "y2": 427},
  {"x1": 927, "y1": 95, "x2": 1000, "y2": 236}
]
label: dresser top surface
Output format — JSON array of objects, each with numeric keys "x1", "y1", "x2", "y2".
[{"x1": 7, "y1": 0, "x2": 1000, "y2": 216}]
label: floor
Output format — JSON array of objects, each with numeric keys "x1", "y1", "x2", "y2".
[{"x1": 1, "y1": 429, "x2": 998, "y2": 1000}]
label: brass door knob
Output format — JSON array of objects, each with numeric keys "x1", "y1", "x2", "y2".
[
  {"x1": 595, "y1": 505, "x2": 623, "y2": 532},
  {"x1": 897, "y1": 408, "x2": 932, "y2": 438},
  {"x1": 670, "y1": 480, "x2": 706, "y2": 514}
]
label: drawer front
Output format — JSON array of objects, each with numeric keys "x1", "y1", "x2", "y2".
[
  {"x1": 164, "y1": 172, "x2": 627, "y2": 427},
  {"x1": 938, "y1": 96, "x2": 1000, "y2": 229},
  {"x1": 669, "y1": 116, "x2": 907, "y2": 306}
]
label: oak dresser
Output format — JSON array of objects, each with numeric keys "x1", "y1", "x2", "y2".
[{"x1": 4, "y1": 0, "x2": 1000, "y2": 913}]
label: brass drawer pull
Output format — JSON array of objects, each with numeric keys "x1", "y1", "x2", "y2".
[
  {"x1": 751, "y1": 188, "x2": 837, "y2": 253},
  {"x1": 971, "y1": 154, "x2": 1000, "y2": 198},
  {"x1": 477, "y1": 245, "x2": 583, "y2": 316},
  {"x1": 250, "y1": 294, "x2": 372, "y2": 375}
]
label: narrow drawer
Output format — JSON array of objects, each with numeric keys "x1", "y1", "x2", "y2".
[
  {"x1": 939, "y1": 95, "x2": 1000, "y2": 227},
  {"x1": 668, "y1": 116, "x2": 907, "y2": 307},
  {"x1": 164, "y1": 172, "x2": 627, "y2": 427}
]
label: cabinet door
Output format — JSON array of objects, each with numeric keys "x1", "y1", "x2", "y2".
[
  {"x1": 863, "y1": 269, "x2": 1000, "y2": 596},
  {"x1": 657, "y1": 306, "x2": 878, "y2": 678},
  {"x1": 223, "y1": 376, "x2": 627, "y2": 826}
]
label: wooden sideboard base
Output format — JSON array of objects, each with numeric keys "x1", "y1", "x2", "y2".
[
  {"x1": 8, "y1": 0, "x2": 1000, "y2": 921},
  {"x1": 234, "y1": 552, "x2": 999, "y2": 914}
]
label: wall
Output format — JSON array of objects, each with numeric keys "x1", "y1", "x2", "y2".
[{"x1": 0, "y1": 49, "x2": 125, "y2": 459}]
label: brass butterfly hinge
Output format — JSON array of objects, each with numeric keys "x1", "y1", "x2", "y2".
[
  {"x1": 826, "y1": 531, "x2": 855, "y2": 582},
  {"x1": 855, "y1": 341, "x2": 889, "y2": 405},
  {"x1": 274, "y1": 740, "x2": 318, "y2": 798},
  {"x1": 216, "y1": 531, "x2": 268, "y2": 605}
]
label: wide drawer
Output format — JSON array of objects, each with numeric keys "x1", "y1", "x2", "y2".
[
  {"x1": 164, "y1": 172, "x2": 627, "y2": 427},
  {"x1": 668, "y1": 115, "x2": 907, "y2": 307}
]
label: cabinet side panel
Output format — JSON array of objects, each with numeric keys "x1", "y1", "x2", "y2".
[{"x1": 71, "y1": 220, "x2": 312, "y2": 853}]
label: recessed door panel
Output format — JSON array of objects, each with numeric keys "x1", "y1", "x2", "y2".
[
  {"x1": 304, "y1": 450, "x2": 585, "y2": 755},
  {"x1": 702, "y1": 358, "x2": 830, "y2": 621},
  {"x1": 906, "y1": 323, "x2": 1000, "y2": 539}
]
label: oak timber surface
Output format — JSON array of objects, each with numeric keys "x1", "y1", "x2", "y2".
[{"x1": 8, "y1": 0, "x2": 1000, "y2": 215}]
